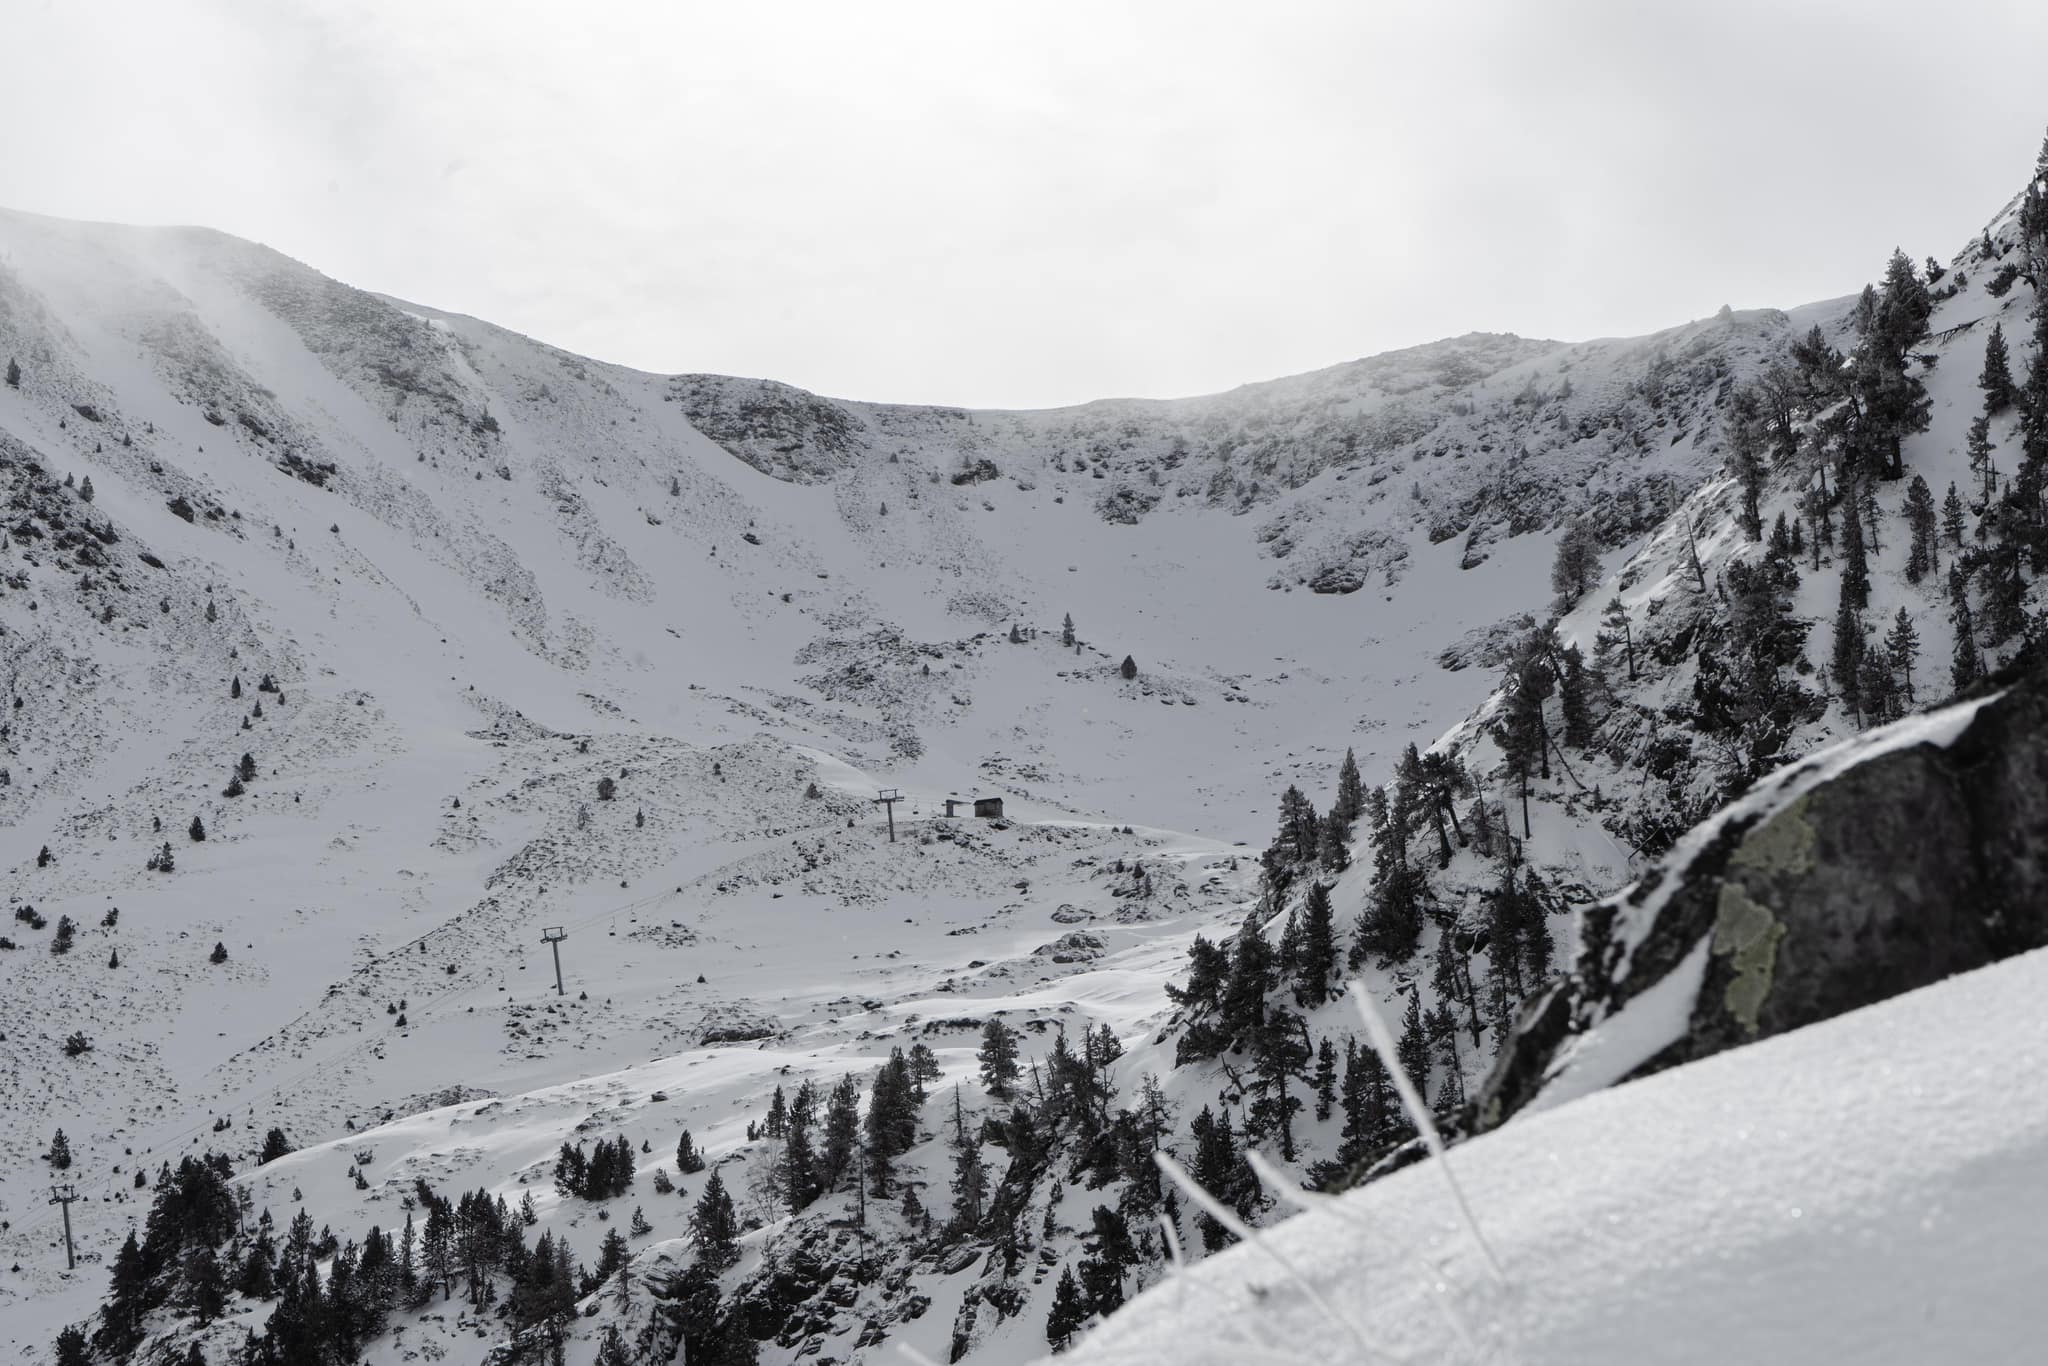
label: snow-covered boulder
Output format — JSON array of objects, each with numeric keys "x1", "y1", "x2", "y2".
[
  {"x1": 1477, "y1": 664, "x2": 2048, "y2": 1131},
  {"x1": 1034, "y1": 929, "x2": 1109, "y2": 963}
]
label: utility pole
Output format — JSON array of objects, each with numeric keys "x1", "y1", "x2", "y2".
[
  {"x1": 540, "y1": 926, "x2": 567, "y2": 995},
  {"x1": 873, "y1": 788, "x2": 901, "y2": 843},
  {"x1": 49, "y1": 1183, "x2": 77, "y2": 1270}
]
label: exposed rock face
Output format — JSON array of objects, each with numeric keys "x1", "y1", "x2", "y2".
[
  {"x1": 1476, "y1": 663, "x2": 2048, "y2": 1132},
  {"x1": 1035, "y1": 930, "x2": 1108, "y2": 963}
]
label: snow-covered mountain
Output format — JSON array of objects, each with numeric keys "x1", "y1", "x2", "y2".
[{"x1": 3, "y1": 125, "x2": 2045, "y2": 1366}]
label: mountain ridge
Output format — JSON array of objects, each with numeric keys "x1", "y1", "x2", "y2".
[{"x1": 3, "y1": 139, "x2": 2044, "y2": 1366}]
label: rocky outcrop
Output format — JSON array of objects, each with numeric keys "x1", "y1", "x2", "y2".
[{"x1": 1475, "y1": 661, "x2": 2048, "y2": 1132}]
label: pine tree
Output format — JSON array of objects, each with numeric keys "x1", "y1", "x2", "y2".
[
  {"x1": 1431, "y1": 926, "x2": 1481, "y2": 1046},
  {"x1": 977, "y1": 1017, "x2": 1021, "y2": 1099},
  {"x1": 1083, "y1": 1205, "x2": 1138, "y2": 1312},
  {"x1": 1968, "y1": 414, "x2": 1998, "y2": 508},
  {"x1": 1331, "y1": 747, "x2": 1365, "y2": 826},
  {"x1": 596, "y1": 1325, "x2": 635, "y2": 1366},
  {"x1": 97, "y1": 1231, "x2": 150, "y2": 1355},
  {"x1": 1188, "y1": 1105, "x2": 1248, "y2": 1252},
  {"x1": 1599, "y1": 596, "x2": 1637, "y2": 680},
  {"x1": 907, "y1": 1041, "x2": 941, "y2": 1097},
  {"x1": 1061, "y1": 613, "x2": 1076, "y2": 647},
  {"x1": 2022, "y1": 287, "x2": 2048, "y2": 515},
  {"x1": 1729, "y1": 387, "x2": 1767, "y2": 540},
  {"x1": 185, "y1": 1244, "x2": 227, "y2": 1322},
  {"x1": 1313, "y1": 1037, "x2": 1338, "y2": 1122},
  {"x1": 1949, "y1": 566, "x2": 1982, "y2": 693},
  {"x1": 1515, "y1": 869, "x2": 1557, "y2": 985},
  {"x1": 1831, "y1": 592, "x2": 1865, "y2": 721},
  {"x1": 79, "y1": 476, "x2": 95, "y2": 503},
  {"x1": 240, "y1": 1222, "x2": 279, "y2": 1299},
  {"x1": 1942, "y1": 482, "x2": 1967, "y2": 549},
  {"x1": 817, "y1": 1075, "x2": 861, "y2": 1193},
  {"x1": 1419, "y1": 750, "x2": 1470, "y2": 853},
  {"x1": 1768, "y1": 511, "x2": 1795, "y2": 564},
  {"x1": 1980, "y1": 321, "x2": 2016, "y2": 414},
  {"x1": 1862, "y1": 248, "x2": 1934, "y2": 481},
  {"x1": 1394, "y1": 990, "x2": 1431, "y2": 1111},
  {"x1": 53, "y1": 1326, "x2": 89, "y2": 1366},
  {"x1": 1314, "y1": 809, "x2": 1352, "y2": 873},
  {"x1": 1267, "y1": 784, "x2": 1319, "y2": 870},
  {"x1": 1294, "y1": 882, "x2": 1338, "y2": 1006},
  {"x1": 676, "y1": 1129, "x2": 706, "y2": 1174},
  {"x1": 790, "y1": 1078, "x2": 818, "y2": 1130},
  {"x1": 689, "y1": 1168, "x2": 739, "y2": 1270},
  {"x1": 864, "y1": 1051, "x2": 917, "y2": 1192},
  {"x1": 1549, "y1": 519, "x2": 1600, "y2": 609},
  {"x1": 209, "y1": 940, "x2": 228, "y2": 964},
  {"x1": 1903, "y1": 474, "x2": 1938, "y2": 582},
  {"x1": 1219, "y1": 910, "x2": 1274, "y2": 1043},
  {"x1": 4, "y1": 358, "x2": 18, "y2": 389},
  {"x1": 1426, "y1": 1002, "x2": 1466, "y2": 1118},
  {"x1": 1484, "y1": 864, "x2": 1527, "y2": 1033},
  {"x1": 948, "y1": 1132, "x2": 987, "y2": 1232},
  {"x1": 1858, "y1": 648, "x2": 1897, "y2": 726},
  {"x1": 780, "y1": 1121, "x2": 818, "y2": 1213},
  {"x1": 1396, "y1": 743, "x2": 1451, "y2": 869},
  {"x1": 1495, "y1": 633, "x2": 1555, "y2": 837},
  {"x1": 190, "y1": 814, "x2": 207, "y2": 841},
  {"x1": 1118, "y1": 655, "x2": 1137, "y2": 680},
  {"x1": 46, "y1": 1128, "x2": 72, "y2": 1169},
  {"x1": 1839, "y1": 471, "x2": 1871, "y2": 608},
  {"x1": 1338, "y1": 1037, "x2": 1394, "y2": 1165},
  {"x1": 1248, "y1": 1009, "x2": 1309, "y2": 1159},
  {"x1": 261, "y1": 1127, "x2": 293, "y2": 1163},
  {"x1": 1981, "y1": 534, "x2": 2030, "y2": 645},
  {"x1": 1046, "y1": 1264, "x2": 1088, "y2": 1351},
  {"x1": 1884, "y1": 608, "x2": 1920, "y2": 705},
  {"x1": 1558, "y1": 644, "x2": 1593, "y2": 748}
]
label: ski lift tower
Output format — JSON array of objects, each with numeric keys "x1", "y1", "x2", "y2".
[
  {"x1": 49, "y1": 1183, "x2": 77, "y2": 1270},
  {"x1": 874, "y1": 788, "x2": 902, "y2": 843},
  {"x1": 540, "y1": 926, "x2": 568, "y2": 995}
]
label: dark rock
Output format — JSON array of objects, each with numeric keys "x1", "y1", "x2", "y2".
[
  {"x1": 1306, "y1": 564, "x2": 1364, "y2": 594},
  {"x1": 1475, "y1": 664, "x2": 2048, "y2": 1134}
]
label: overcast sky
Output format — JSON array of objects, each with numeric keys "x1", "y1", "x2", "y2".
[{"x1": 7, "y1": 1, "x2": 2045, "y2": 409}]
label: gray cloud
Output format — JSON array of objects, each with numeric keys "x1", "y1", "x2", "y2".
[{"x1": 5, "y1": 0, "x2": 2043, "y2": 407}]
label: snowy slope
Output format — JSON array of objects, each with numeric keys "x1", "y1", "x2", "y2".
[
  {"x1": 0, "y1": 204, "x2": 1740, "y2": 1362},
  {"x1": 1066, "y1": 944, "x2": 2048, "y2": 1366},
  {"x1": 0, "y1": 160, "x2": 2034, "y2": 1366}
]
